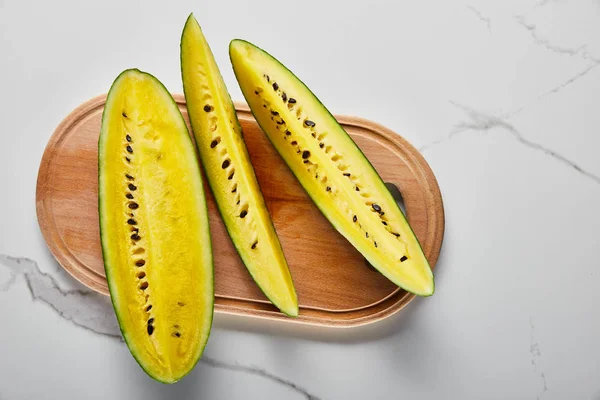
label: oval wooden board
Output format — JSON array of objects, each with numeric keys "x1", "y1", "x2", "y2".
[{"x1": 36, "y1": 95, "x2": 444, "y2": 327}]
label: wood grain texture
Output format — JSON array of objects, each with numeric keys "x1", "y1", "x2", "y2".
[{"x1": 36, "y1": 95, "x2": 444, "y2": 327}]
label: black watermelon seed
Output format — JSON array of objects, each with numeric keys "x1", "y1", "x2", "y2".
[
  {"x1": 302, "y1": 150, "x2": 310, "y2": 159},
  {"x1": 319, "y1": 143, "x2": 324, "y2": 148},
  {"x1": 222, "y1": 160, "x2": 230, "y2": 169},
  {"x1": 148, "y1": 318, "x2": 154, "y2": 324},
  {"x1": 228, "y1": 171, "x2": 235, "y2": 180},
  {"x1": 372, "y1": 204, "x2": 382, "y2": 212},
  {"x1": 255, "y1": 90, "x2": 259, "y2": 95},
  {"x1": 140, "y1": 281, "x2": 148, "y2": 290},
  {"x1": 126, "y1": 145, "x2": 133, "y2": 153},
  {"x1": 382, "y1": 221, "x2": 388, "y2": 226},
  {"x1": 366, "y1": 232, "x2": 369, "y2": 238},
  {"x1": 277, "y1": 119, "x2": 285, "y2": 125},
  {"x1": 303, "y1": 160, "x2": 309, "y2": 164},
  {"x1": 400, "y1": 256, "x2": 408, "y2": 262},
  {"x1": 304, "y1": 120, "x2": 316, "y2": 127},
  {"x1": 251, "y1": 241, "x2": 258, "y2": 249},
  {"x1": 137, "y1": 271, "x2": 146, "y2": 279},
  {"x1": 135, "y1": 259, "x2": 146, "y2": 267},
  {"x1": 174, "y1": 332, "x2": 181, "y2": 338},
  {"x1": 126, "y1": 193, "x2": 134, "y2": 199},
  {"x1": 126, "y1": 134, "x2": 132, "y2": 142},
  {"x1": 343, "y1": 173, "x2": 351, "y2": 177},
  {"x1": 131, "y1": 234, "x2": 141, "y2": 241},
  {"x1": 263, "y1": 104, "x2": 266, "y2": 108},
  {"x1": 210, "y1": 140, "x2": 218, "y2": 148},
  {"x1": 240, "y1": 210, "x2": 248, "y2": 218},
  {"x1": 353, "y1": 215, "x2": 357, "y2": 223},
  {"x1": 326, "y1": 186, "x2": 331, "y2": 192},
  {"x1": 236, "y1": 200, "x2": 240, "y2": 205},
  {"x1": 380, "y1": 212, "x2": 385, "y2": 216},
  {"x1": 128, "y1": 203, "x2": 139, "y2": 210},
  {"x1": 265, "y1": 75, "x2": 270, "y2": 82},
  {"x1": 125, "y1": 157, "x2": 131, "y2": 163},
  {"x1": 232, "y1": 187, "x2": 237, "y2": 193},
  {"x1": 127, "y1": 218, "x2": 136, "y2": 225},
  {"x1": 204, "y1": 105, "x2": 213, "y2": 112},
  {"x1": 147, "y1": 325, "x2": 154, "y2": 335},
  {"x1": 273, "y1": 82, "x2": 279, "y2": 90},
  {"x1": 282, "y1": 92, "x2": 287, "y2": 102},
  {"x1": 285, "y1": 130, "x2": 291, "y2": 135},
  {"x1": 392, "y1": 232, "x2": 400, "y2": 237},
  {"x1": 125, "y1": 174, "x2": 134, "y2": 180},
  {"x1": 355, "y1": 187, "x2": 360, "y2": 191},
  {"x1": 291, "y1": 141, "x2": 297, "y2": 145},
  {"x1": 271, "y1": 110, "x2": 279, "y2": 116},
  {"x1": 311, "y1": 132, "x2": 316, "y2": 138},
  {"x1": 288, "y1": 98, "x2": 296, "y2": 104},
  {"x1": 128, "y1": 184, "x2": 137, "y2": 191},
  {"x1": 146, "y1": 305, "x2": 152, "y2": 312},
  {"x1": 122, "y1": 112, "x2": 128, "y2": 118},
  {"x1": 374, "y1": 242, "x2": 378, "y2": 248}
]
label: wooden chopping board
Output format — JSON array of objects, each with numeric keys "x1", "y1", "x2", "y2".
[{"x1": 36, "y1": 95, "x2": 444, "y2": 327}]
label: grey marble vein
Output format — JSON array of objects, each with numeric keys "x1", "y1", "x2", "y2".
[
  {"x1": 0, "y1": 254, "x2": 122, "y2": 339},
  {"x1": 453, "y1": 101, "x2": 600, "y2": 184},
  {"x1": 418, "y1": 137, "x2": 447, "y2": 153},
  {"x1": 467, "y1": 5, "x2": 491, "y2": 33},
  {"x1": 538, "y1": 62, "x2": 600, "y2": 98},
  {"x1": 507, "y1": 62, "x2": 600, "y2": 118},
  {"x1": 508, "y1": 11, "x2": 600, "y2": 118},
  {"x1": 0, "y1": 254, "x2": 321, "y2": 399},
  {"x1": 202, "y1": 357, "x2": 321, "y2": 400},
  {"x1": 530, "y1": 317, "x2": 548, "y2": 400},
  {"x1": 514, "y1": 15, "x2": 599, "y2": 63},
  {"x1": 420, "y1": 102, "x2": 600, "y2": 185},
  {"x1": 534, "y1": 0, "x2": 555, "y2": 8}
]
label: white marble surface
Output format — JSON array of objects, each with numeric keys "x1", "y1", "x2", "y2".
[{"x1": 1, "y1": 0, "x2": 599, "y2": 398}]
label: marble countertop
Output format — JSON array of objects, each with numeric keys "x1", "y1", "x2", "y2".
[{"x1": 1, "y1": 0, "x2": 599, "y2": 399}]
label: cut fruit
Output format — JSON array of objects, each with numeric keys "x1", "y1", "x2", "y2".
[
  {"x1": 99, "y1": 69, "x2": 214, "y2": 383},
  {"x1": 180, "y1": 15, "x2": 298, "y2": 316},
  {"x1": 229, "y1": 40, "x2": 434, "y2": 296}
]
